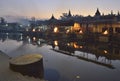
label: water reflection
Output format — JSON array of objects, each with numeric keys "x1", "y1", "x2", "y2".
[
  {"x1": 1, "y1": 33, "x2": 120, "y2": 81},
  {"x1": 1, "y1": 33, "x2": 120, "y2": 69},
  {"x1": 0, "y1": 33, "x2": 46, "y2": 47},
  {"x1": 50, "y1": 40, "x2": 120, "y2": 69}
]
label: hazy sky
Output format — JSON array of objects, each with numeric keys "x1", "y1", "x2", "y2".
[{"x1": 0, "y1": 0, "x2": 120, "y2": 19}]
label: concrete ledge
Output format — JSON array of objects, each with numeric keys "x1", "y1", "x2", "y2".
[{"x1": 9, "y1": 54, "x2": 44, "y2": 78}]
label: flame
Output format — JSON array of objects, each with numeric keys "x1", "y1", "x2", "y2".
[
  {"x1": 103, "y1": 30, "x2": 108, "y2": 35},
  {"x1": 54, "y1": 27, "x2": 58, "y2": 33}
]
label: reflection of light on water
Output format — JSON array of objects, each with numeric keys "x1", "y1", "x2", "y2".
[
  {"x1": 54, "y1": 27, "x2": 58, "y2": 33},
  {"x1": 28, "y1": 38, "x2": 31, "y2": 43},
  {"x1": 73, "y1": 43, "x2": 79, "y2": 48},
  {"x1": 32, "y1": 29, "x2": 36, "y2": 32},
  {"x1": 26, "y1": 28, "x2": 29, "y2": 31},
  {"x1": 66, "y1": 29, "x2": 70, "y2": 33},
  {"x1": 6, "y1": 33, "x2": 9, "y2": 35},
  {"x1": 33, "y1": 37, "x2": 36, "y2": 41},
  {"x1": 79, "y1": 46, "x2": 83, "y2": 48},
  {"x1": 54, "y1": 40, "x2": 58, "y2": 46},
  {"x1": 37, "y1": 39, "x2": 41, "y2": 45},
  {"x1": 79, "y1": 30, "x2": 83, "y2": 34},
  {"x1": 76, "y1": 75, "x2": 80, "y2": 79},
  {"x1": 27, "y1": 36, "x2": 29, "y2": 38},
  {"x1": 38, "y1": 29, "x2": 41, "y2": 32},
  {"x1": 20, "y1": 34, "x2": 23, "y2": 40},
  {"x1": 103, "y1": 30, "x2": 108, "y2": 35},
  {"x1": 67, "y1": 43, "x2": 70, "y2": 46},
  {"x1": 104, "y1": 50, "x2": 108, "y2": 54}
]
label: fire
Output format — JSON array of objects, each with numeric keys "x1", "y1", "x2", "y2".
[
  {"x1": 103, "y1": 30, "x2": 108, "y2": 35},
  {"x1": 54, "y1": 27, "x2": 58, "y2": 33}
]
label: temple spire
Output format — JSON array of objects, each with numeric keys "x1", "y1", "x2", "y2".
[
  {"x1": 117, "y1": 11, "x2": 120, "y2": 15},
  {"x1": 111, "y1": 10, "x2": 113, "y2": 15},
  {"x1": 51, "y1": 14, "x2": 55, "y2": 19},
  {"x1": 95, "y1": 8, "x2": 101, "y2": 16},
  {"x1": 68, "y1": 10, "x2": 72, "y2": 17}
]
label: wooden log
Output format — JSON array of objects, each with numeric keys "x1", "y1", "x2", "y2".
[{"x1": 9, "y1": 54, "x2": 44, "y2": 78}]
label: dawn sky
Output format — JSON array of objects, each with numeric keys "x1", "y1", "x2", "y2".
[{"x1": 0, "y1": 0, "x2": 120, "y2": 19}]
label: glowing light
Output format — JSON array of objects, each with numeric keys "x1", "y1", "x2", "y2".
[
  {"x1": 32, "y1": 29, "x2": 36, "y2": 32},
  {"x1": 104, "y1": 50, "x2": 108, "y2": 54},
  {"x1": 20, "y1": 25, "x2": 23, "y2": 27},
  {"x1": 79, "y1": 30, "x2": 83, "y2": 34},
  {"x1": 79, "y1": 46, "x2": 83, "y2": 48},
  {"x1": 38, "y1": 29, "x2": 41, "y2": 32},
  {"x1": 33, "y1": 37, "x2": 36, "y2": 41},
  {"x1": 26, "y1": 28, "x2": 29, "y2": 31},
  {"x1": 66, "y1": 29, "x2": 70, "y2": 33},
  {"x1": 37, "y1": 40, "x2": 41, "y2": 45},
  {"x1": 54, "y1": 40, "x2": 58, "y2": 46},
  {"x1": 27, "y1": 36, "x2": 29, "y2": 38},
  {"x1": 74, "y1": 23, "x2": 80, "y2": 28},
  {"x1": 76, "y1": 75, "x2": 80, "y2": 79},
  {"x1": 73, "y1": 43, "x2": 79, "y2": 48},
  {"x1": 103, "y1": 30, "x2": 108, "y2": 35},
  {"x1": 6, "y1": 33, "x2": 9, "y2": 35},
  {"x1": 67, "y1": 43, "x2": 70, "y2": 46},
  {"x1": 28, "y1": 38, "x2": 31, "y2": 43},
  {"x1": 54, "y1": 27, "x2": 58, "y2": 33},
  {"x1": 6, "y1": 24, "x2": 8, "y2": 27}
]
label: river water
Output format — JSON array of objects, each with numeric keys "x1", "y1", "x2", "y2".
[{"x1": 0, "y1": 33, "x2": 120, "y2": 81}]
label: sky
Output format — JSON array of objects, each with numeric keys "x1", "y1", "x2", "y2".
[{"x1": 0, "y1": 0, "x2": 120, "y2": 19}]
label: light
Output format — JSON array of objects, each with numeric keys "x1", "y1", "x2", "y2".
[
  {"x1": 6, "y1": 24, "x2": 8, "y2": 27},
  {"x1": 28, "y1": 24, "x2": 30, "y2": 27},
  {"x1": 54, "y1": 27, "x2": 58, "y2": 33},
  {"x1": 33, "y1": 37, "x2": 36, "y2": 41},
  {"x1": 103, "y1": 30, "x2": 108, "y2": 35},
  {"x1": 27, "y1": 36, "x2": 30, "y2": 39},
  {"x1": 28, "y1": 38, "x2": 31, "y2": 43},
  {"x1": 104, "y1": 50, "x2": 108, "y2": 54},
  {"x1": 73, "y1": 43, "x2": 79, "y2": 48},
  {"x1": 66, "y1": 29, "x2": 70, "y2": 33},
  {"x1": 32, "y1": 29, "x2": 36, "y2": 32},
  {"x1": 38, "y1": 29, "x2": 41, "y2": 32},
  {"x1": 67, "y1": 43, "x2": 70, "y2": 46},
  {"x1": 74, "y1": 23, "x2": 80, "y2": 28},
  {"x1": 79, "y1": 46, "x2": 83, "y2": 48},
  {"x1": 54, "y1": 40, "x2": 58, "y2": 46},
  {"x1": 79, "y1": 30, "x2": 83, "y2": 34},
  {"x1": 37, "y1": 39, "x2": 41, "y2": 45},
  {"x1": 26, "y1": 28, "x2": 29, "y2": 31},
  {"x1": 20, "y1": 25, "x2": 23, "y2": 27}
]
